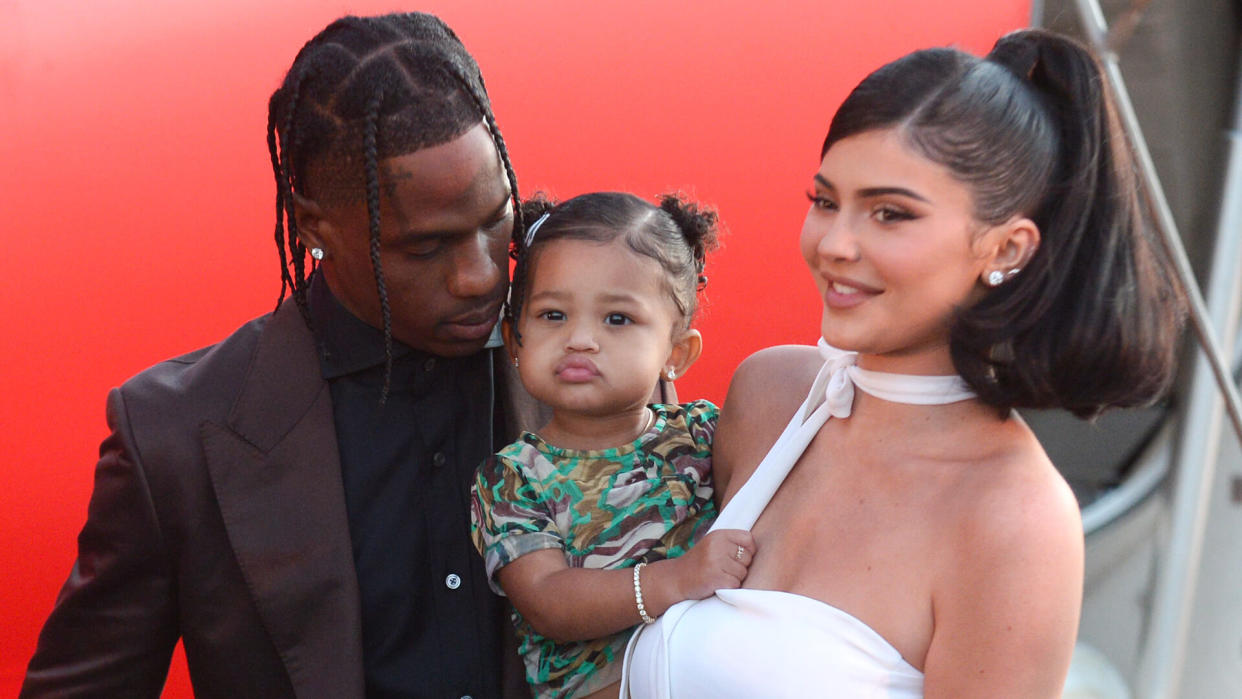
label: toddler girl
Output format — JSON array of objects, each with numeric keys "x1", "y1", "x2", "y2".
[{"x1": 471, "y1": 192, "x2": 753, "y2": 699}]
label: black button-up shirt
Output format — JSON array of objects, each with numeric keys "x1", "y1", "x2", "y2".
[{"x1": 309, "y1": 277, "x2": 506, "y2": 699}]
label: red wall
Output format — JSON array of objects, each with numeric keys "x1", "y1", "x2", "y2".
[{"x1": 0, "y1": 1, "x2": 1029, "y2": 695}]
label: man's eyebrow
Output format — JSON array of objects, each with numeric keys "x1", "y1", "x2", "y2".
[{"x1": 389, "y1": 194, "x2": 513, "y2": 246}]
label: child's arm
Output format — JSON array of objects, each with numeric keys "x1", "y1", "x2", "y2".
[{"x1": 496, "y1": 528, "x2": 755, "y2": 642}]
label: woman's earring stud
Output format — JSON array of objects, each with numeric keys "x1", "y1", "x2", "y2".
[
  {"x1": 310, "y1": 247, "x2": 325, "y2": 261},
  {"x1": 666, "y1": 369, "x2": 676, "y2": 381},
  {"x1": 986, "y1": 270, "x2": 1004, "y2": 287},
  {"x1": 512, "y1": 356, "x2": 519, "y2": 369}
]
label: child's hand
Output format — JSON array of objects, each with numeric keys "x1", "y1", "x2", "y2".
[{"x1": 650, "y1": 529, "x2": 755, "y2": 607}]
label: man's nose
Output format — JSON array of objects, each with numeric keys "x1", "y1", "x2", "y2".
[{"x1": 447, "y1": 232, "x2": 503, "y2": 298}]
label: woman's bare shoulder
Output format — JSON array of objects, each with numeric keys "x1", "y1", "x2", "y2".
[
  {"x1": 944, "y1": 422, "x2": 1081, "y2": 553},
  {"x1": 713, "y1": 344, "x2": 822, "y2": 504},
  {"x1": 922, "y1": 424, "x2": 1084, "y2": 695},
  {"x1": 727, "y1": 344, "x2": 822, "y2": 414}
]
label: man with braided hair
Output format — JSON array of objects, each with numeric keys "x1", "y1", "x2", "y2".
[{"x1": 23, "y1": 13, "x2": 549, "y2": 698}]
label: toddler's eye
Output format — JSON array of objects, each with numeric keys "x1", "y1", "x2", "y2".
[
  {"x1": 539, "y1": 310, "x2": 566, "y2": 322},
  {"x1": 604, "y1": 313, "x2": 632, "y2": 326}
]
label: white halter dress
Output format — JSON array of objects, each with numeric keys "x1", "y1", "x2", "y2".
[{"x1": 620, "y1": 340, "x2": 976, "y2": 698}]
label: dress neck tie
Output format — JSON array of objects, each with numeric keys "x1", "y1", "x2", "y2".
[
  {"x1": 811, "y1": 338, "x2": 976, "y2": 421},
  {"x1": 718, "y1": 339, "x2": 977, "y2": 533}
]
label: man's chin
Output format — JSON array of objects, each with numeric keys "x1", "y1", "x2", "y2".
[{"x1": 398, "y1": 331, "x2": 494, "y2": 359}]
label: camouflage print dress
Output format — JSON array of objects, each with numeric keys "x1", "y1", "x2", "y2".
[{"x1": 470, "y1": 400, "x2": 718, "y2": 699}]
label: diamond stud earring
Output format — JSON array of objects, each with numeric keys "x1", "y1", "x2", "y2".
[
  {"x1": 310, "y1": 247, "x2": 325, "y2": 261},
  {"x1": 986, "y1": 270, "x2": 1004, "y2": 286},
  {"x1": 666, "y1": 369, "x2": 677, "y2": 381}
]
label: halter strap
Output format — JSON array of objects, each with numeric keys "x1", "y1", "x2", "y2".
[{"x1": 711, "y1": 339, "x2": 975, "y2": 532}]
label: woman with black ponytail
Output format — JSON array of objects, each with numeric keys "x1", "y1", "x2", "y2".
[
  {"x1": 24, "y1": 13, "x2": 538, "y2": 699},
  {"x1": 623, "y1": 29, "x2": 1183, "y2": 698}
]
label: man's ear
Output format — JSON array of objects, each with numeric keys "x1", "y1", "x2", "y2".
[
  {"x1": 981, "y1": 216, "x2": 1040, "y2": 282},
  {"x1": 291, "y1": 191, "x2": 329, "y2": 253},
  {"x1": 662, "y1": 329, "x2": 703, "y2": 381}
]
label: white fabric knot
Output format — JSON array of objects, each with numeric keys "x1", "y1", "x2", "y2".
[
  {"x1": 806, "y1": 338, "x2": 977, "y2": 423},
  {"x1": 818, "y1": 342, "x2": 859, "y2": 419}
]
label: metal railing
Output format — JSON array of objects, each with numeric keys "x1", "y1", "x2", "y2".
[{"x1": 1061, "y1": 2, "x2": 1242, "y2": 697}]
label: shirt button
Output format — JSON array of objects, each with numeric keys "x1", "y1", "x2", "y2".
[
  {"x1": 432, "y1": 451, "x2": 447, "y2": 468},
  {"x1": 423, "y1": 358, "x2": 436, "y2": 372},
  {"x1": 445, "y1": 573, "x2": 462, "y2": 590}
]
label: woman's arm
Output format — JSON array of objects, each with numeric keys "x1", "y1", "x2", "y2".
[
  {"x1": 496, "y1": 528, "x2": 754, "y2": 642},
  {"x1": 922, "y1": 456, "x2": 1083, "y2": 698}
]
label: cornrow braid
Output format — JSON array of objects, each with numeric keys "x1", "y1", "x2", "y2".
[
  {"x1": 267, "y1": 109, "x2": 290, "y2": 309},
  {"x1": 361, "y1": 90, "x2": 394, "y2": 404},
  {"x1": 454, "y1": 71, "x2": 525, "y2": 256},
  {"x1": 277, "y1": 67, "x2": 310, "y2": 324},
  {"x1": 265, "y1": 12, "x2": 522, "y2": 400}
]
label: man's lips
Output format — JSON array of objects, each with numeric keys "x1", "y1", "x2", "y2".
[
  {"x1": 555, "y1": 356, "x2": 600, "y2": 382},
  {"x1": 442, "y1": 303, "x2": 502, "y2": 340}
]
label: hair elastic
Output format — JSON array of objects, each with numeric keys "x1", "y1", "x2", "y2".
[{"x1": 523, "y1": 212, "x2": 551, "y2": 248}]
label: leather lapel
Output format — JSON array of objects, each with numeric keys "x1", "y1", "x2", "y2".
[{"x1": 201, "y1": 301, "x2": 364, "y2": 699}]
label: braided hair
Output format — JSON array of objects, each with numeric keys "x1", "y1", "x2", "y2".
[
  {"x1": 508, "y1": 192, "x2": 720, "y2": 343},
  {"x1": 266, "y1": 12, "x2": 523, "y2": 401}
]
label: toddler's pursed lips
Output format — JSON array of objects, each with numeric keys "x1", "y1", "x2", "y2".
[{"x1": 555, "y1": 355, "x2": 601, "y2": 381}]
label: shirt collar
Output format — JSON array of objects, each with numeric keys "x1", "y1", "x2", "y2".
[{"x1": 308, "y1": 272, "x2": 418, "y2": 379}]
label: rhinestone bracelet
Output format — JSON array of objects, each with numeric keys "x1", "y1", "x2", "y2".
[{"x1": 633, "y1": 562, "x2": 656, "y2": 625}]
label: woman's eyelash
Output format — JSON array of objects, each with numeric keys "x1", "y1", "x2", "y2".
[
  {"x1": 874, "y1": 206, "x2": 915, "y2": 222},
  {"x1": 805, "y1": 191, "x2": 834, "y2": 208}
]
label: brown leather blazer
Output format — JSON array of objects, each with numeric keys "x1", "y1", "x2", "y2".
[{"x1": 22, "y1": 299, "x2": 550, "y2": 699}]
